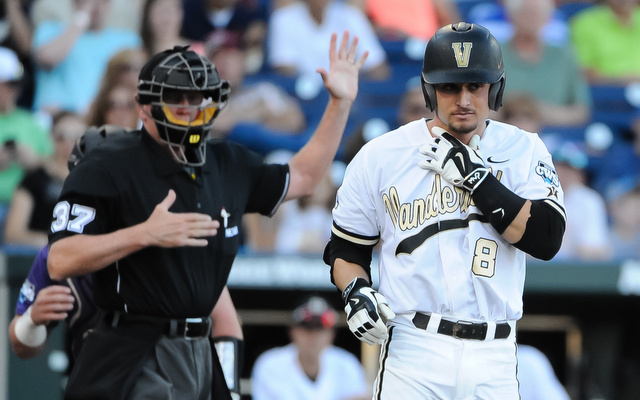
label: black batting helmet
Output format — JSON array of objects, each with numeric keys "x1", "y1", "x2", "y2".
[
  {"x1": 137, "y1": 46, "x2": 230, "y2": 166},
  {"x1": 421, "y1": 22, "x2": 505, "y2": 112}
]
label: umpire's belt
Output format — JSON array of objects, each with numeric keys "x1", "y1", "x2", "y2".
[
  {"x1": 106, "y1": 311, "x2": 212, "y2": 340},
  {"x1": 412, "y1": 312, "x2": 511, "y2": 340}
]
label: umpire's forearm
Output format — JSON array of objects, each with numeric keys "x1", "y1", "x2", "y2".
[
  {"x1": 210, "y1": 286, "x2": 243, "y2": 339},
  {"x1": 48, "y1": 226, "x2": 147, "y2": 280},
  {"x1": 285, "y1": 97, "x2": 352, "y2": 201}
]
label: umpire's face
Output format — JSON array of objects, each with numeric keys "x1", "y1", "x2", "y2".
[
  {"x1": 433, "y1": 82, "x2": 491, "y2": 140},
  {"x1": 137, "y1": 102, "x2": 166, "y2": 149}
]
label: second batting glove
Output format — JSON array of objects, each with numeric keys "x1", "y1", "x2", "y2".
[
  {"x1": 342, "y1": 278, "x2": 395, "y2": 346},
  {"x1": 419, "y1": 127, "x2": 490, "y2": 193}
]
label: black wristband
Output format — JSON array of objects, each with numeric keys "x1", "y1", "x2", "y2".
[
  {"x1": 342, "y1": 277, "x2": 371, "y2": 304},
  {"x1": 471, "y1": 173, "x2": 526, "y2": 234},
  {"x1": 463, "y1": 167, "x2": 490, "y2": 193}
]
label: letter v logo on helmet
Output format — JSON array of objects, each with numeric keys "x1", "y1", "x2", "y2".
[{"x1": 451, "y1": 42, "x2": 473, "y2": 68}]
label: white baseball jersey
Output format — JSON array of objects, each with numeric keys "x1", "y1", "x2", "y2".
[
  {"x1": 251, "y1": 344, "x2": 370, "y2": 400},
  {"x1": 332, "y1": 118, "x2": 565, "y2": 322}
]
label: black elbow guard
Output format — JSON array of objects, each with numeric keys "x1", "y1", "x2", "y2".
[
  {"x1": 323, "y1": 229, "x2": 376, "y2": 286},
  {"x1": 513, "y1": 199, "x2": 566, "y2": 261}
]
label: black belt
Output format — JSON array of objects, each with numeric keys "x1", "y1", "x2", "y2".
[
  {"x1": 412, "y1": 312, "x2": 511, "y2": 340},
  {"x1": 106, "y1": 311, "x2": 212, "y2": 340}
]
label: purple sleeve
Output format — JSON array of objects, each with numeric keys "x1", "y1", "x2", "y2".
[{"x1": 15, "y1": 247, "x2": 55, "y2": 315}]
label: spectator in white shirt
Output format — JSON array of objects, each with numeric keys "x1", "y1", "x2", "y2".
[
  {"x1": 553, "y1": 141, "x2": 611, "y2": 261},
  {"x1": 268, "y1": 0, "x2": 390, "y2": 81}
]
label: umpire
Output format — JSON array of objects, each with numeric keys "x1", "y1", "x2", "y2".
[{"x1": 47, "y1": 32, "x2": 366, "y2": 400}]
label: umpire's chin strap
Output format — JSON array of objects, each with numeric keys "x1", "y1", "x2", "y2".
[{"x1": 213, "y1": 336, "x2": 244, "y2": 399}]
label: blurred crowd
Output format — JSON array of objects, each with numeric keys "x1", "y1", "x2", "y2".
[
  {"x1": 0, "y1": 0, "x2": 639, "y2": 259},
  {"x1": 1, "y1": 1, "x2": 639, "y2": 400}
]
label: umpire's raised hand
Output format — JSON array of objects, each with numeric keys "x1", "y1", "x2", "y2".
[
  {"x1": 342, "y1": 277, "x2": 395, "y2": 346},
  {"x1": 316, "y1": 30, "x2": 368, "y2": 103}
]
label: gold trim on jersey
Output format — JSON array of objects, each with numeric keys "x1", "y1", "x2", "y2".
[{"x1": 331, "y1": 224, "x2": 379, "y2": 246}]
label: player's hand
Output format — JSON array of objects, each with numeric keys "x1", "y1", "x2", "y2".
[
  {"x1": 418, "y1": 127, "x2": 490, "y2": 193},
  {"x1": 143, "y1": 190, "x2": 220, "y2": 247},
  {"x1": 342, "y1": 278, "x2": 395, "y2": 346},
  {"x1": 317, "y1": 31, "x2": 368, "y2": 102},
  {"x1": 30, "y1": 285, "x2": 75, "y2": 326}
]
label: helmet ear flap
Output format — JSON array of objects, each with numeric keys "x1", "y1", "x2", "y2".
[
  {"x1": 421, "y1": 78, "x2": 437, "y2": 112},
  {"x1": 488, "y1": 76, "x2": 505, "y2": 111}
]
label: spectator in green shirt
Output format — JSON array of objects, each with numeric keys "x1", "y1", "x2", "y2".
[
  {"x1": 0, "y1": 47, "x2": 53, "y2": 230},
  {"x1": 570, "y1": 0, "x2": 640, "y2": 85},
  {"x1": 500, "y1": 0, "x2": 591, "y2": 128}
]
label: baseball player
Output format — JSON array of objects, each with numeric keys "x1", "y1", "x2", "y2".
[
  {"x1": 9, "y1": 245, "x2": 98, "y2": 362},
  {"x1": 47, "y1": 32, "x2": 366, "y2": 400},
  {"x1": 324, "y1": 22, "x2": 566, "y2": 399}
]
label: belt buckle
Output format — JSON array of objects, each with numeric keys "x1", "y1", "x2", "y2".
[
  {"x1": 452, "y1": 320, "x2": 473, "y2": 339},
  {"x1": 184, "y1": 317, "x2": 206, "y2": 340}
]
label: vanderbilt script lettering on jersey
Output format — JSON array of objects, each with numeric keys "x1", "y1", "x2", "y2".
[
  {"x1": 384, "y1": 172, "x2": 503, "y2": 256},
  {"x1": 382, "y1": 175, "x2": 472, "y2": 231}
]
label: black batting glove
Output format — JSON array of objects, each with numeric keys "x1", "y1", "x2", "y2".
[
  {"x1": 418, "y1": 127, "x2": 490, "y2": 193},
  {"x1": 342, "y1": 277, "x2": 396, "y2": 346}
]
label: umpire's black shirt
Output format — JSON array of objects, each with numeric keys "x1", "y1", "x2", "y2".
[{"x1": 49, "y1": 129, "x2": 288, "y2": 318}]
